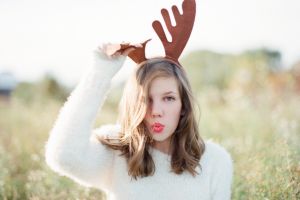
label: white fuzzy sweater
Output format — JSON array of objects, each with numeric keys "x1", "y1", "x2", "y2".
[{"x1": 45, "y1": 51, "x2": 233, "y2": 200}]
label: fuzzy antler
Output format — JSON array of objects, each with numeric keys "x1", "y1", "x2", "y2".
[
  {"x1": 152, "y1": 0, "x2": 196, "y2": 62},
  {"x1": 127, "y1": 39, "x2": 151, "y2": 64},
  {"x1": 109, "y1": 39, "x2": 150, "y2": 63}
]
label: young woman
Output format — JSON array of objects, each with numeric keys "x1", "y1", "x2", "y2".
[{"x1": 45, "y1": 44, "x2": 233, "y2": 200}]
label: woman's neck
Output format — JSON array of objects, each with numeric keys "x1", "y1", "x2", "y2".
[{"x1": 152, "y1": 138, "x2": 172, "y2": 155}]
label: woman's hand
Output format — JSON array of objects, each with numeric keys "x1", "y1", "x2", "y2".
[
  {"x1": 93, "y1": 42, "x2": 141, "y2": 77},
  {"x1": 98, "y1": 43, "x2": 142, "y2": 59}
]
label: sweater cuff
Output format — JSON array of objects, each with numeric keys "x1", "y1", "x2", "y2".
[{"x1": 77, "y1": 50, "x2": 126, "y2": 93}]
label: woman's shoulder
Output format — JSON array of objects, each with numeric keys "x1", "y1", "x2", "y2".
[
  {"x1": 201, "y1": 140, "x2": 233, "y2": 167},
  {"x1": 201, "y1": 140, "x2": 234, "y2": 197},
  {"x1": 204, "y1": 140, "x2": 231, "y2": 157}
]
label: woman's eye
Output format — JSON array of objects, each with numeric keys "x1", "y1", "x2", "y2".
[{"x1": 164, "y1": 96, "x2": 175, "y2": 101}]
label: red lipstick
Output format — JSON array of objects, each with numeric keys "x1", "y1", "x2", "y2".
[{"x1": 151, "y1": 123, "x2": 165, "y2": 133}]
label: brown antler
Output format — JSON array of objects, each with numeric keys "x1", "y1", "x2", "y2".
[
  {"x1": 127, "y1": 39, "x2": 151, "y2": 64},
  {"x1": 152, "y1": 0, "x2": 196, "y2": 62},
  {"x1": 111, "y1": 39, "x2": 150, "y2": 64}
]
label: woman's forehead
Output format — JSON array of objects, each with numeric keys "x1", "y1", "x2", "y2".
[{"x1": 149, "y1": 76, "x2": 179, "y2": 95}]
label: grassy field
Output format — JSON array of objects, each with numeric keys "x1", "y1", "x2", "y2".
[{"x1": 0, "y1": 87, "x2": 299, "y2": 199}]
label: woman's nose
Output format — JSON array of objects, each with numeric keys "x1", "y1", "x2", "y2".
[{"x1": 151, "y1": 101, "x2": 163, "y2": 117}]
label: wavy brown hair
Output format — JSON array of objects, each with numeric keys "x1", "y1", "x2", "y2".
[{"x1": 98, "y1": 58, "x2": 205, "y2": 179}]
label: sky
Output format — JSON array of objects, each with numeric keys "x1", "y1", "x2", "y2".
[{"x1": 0, "y1": 0, "x2": 300, "y2": 87}]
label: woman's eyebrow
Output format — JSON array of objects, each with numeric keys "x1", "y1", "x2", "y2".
[{"x1": 162, "y1": 91, "x2": 178, "y2": 95}]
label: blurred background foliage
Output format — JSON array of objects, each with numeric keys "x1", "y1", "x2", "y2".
[{"x1": 0, "y1": 48, "x2": 299, "y2": 199}]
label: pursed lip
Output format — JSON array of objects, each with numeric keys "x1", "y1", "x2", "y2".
[
  {"x1": 151, "y1": 122, "x2": 165, "y2": 133},
  {"x1": 151, "y1": 122, "x2": 165, "y2": 128}
]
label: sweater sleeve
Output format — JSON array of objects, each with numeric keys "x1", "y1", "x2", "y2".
[
  {"x1": 208, "y1": 141, "x2": 234, "y2": 200},
  {"x1": 45, "y1": 50, "x2": 126, "y2": 190}
]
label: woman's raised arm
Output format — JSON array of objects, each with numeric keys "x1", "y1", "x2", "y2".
[{"x1": 45, "y1": 45, "x2": 130, "y2": 190}]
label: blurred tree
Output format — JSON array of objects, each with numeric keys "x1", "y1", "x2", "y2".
[
  {"x1": 13, "y1": 82, "x2": 36, "y2": 103},
  {"x1": 13, "y1": 73, "x2": 69, "y2": 104},
  {"x1": 37, "y1": 73, "x2": 69, "y2": 101},
  {"x1": 181, "y1": 50, "x2": 235, "y2": 91},
  {"x1": 290, "y1": 60, "x2": 300, "y2": 93},
  {"x1": 243, "y1": 48, "x2": 282, "y2": 72},
  {"x1": 181, "y1": 48, "x2": 283, "y2": 94}
]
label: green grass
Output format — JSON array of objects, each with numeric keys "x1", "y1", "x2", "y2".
[{"x1": 0, "y1": 88, "x2": 299, "y2": 199}]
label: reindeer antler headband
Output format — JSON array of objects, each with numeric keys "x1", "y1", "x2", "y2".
[{"x1": 115, "y1": 0, "x2": 196, "y2": 66}]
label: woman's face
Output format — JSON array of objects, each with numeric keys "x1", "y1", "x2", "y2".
[{"x1": 144, "y1": 76, "x2": 182, "y2": 143}]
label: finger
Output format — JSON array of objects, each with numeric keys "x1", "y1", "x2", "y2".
[
  {"x1": 105, "y1": 44, "x2": 121, "y2": 56},
  {"x1": 110, "y1": 51, "x2": 122, "y2": 58},
  {"x1": 131, "y1": 43, "x2": 143, "y2": 48},
  {"x1": 98, "y1": 43, "x2": 108, "y2": 52},
  {"x1": 122, "y1": 47, "x2": 136, "y2": 56}
]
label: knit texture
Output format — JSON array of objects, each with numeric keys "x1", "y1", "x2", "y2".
[{"x1": 45, "y1": 51, "x2": 233, "y2": 200}]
